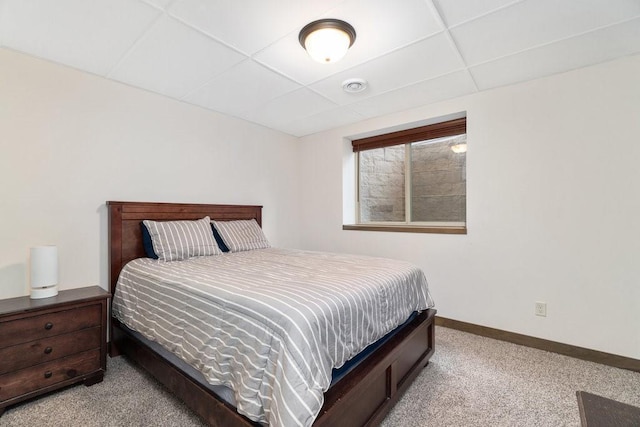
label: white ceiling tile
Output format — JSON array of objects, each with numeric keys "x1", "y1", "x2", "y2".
[
  {"x1": 0, "y1": 2, "x2": 5, "y2": 46},
  {"x1": 310, "y1": 33, "x2": 463, "y2": 105},
  {"x1": 278, "y1": 107, "x2": 365, "y2": 137},
  {"x1": 111, "y1": 15, "x2": 246, "y2": 98},
  {"x1": 168, "y1": 0, "x2": 344, "y2": 55},
  {"x1": 0, "y1": 0, "x2": 160, "y2": 75},
  {"x1": 141, "y1": 0, "x2": 173, "y2": 10},
  {"x1": 433, "y1": 0, "x2": 522, "y2": 27},
  {"x1": 451, "y1": 0, "x2": 640, "y2": 65},
  {"x1": 184, "y1": 59, "x2": 301, "y2": 115},
  {"x1": 238, "y1": 88, "x2": 338, "y2": 129},
  {"x1": 255, "y1": 0, "x2": 443, "y2": 85},
  {"x1": 253, "y1": 35, "x2": 344, "y2": 86},
  {"x1": 349, "y1": 71, "x2": 477, "y2": 119},
  {"x1": 0, "y1": 0, "x2": 6, "y2": 39},
  {"x1": 470, "y1": 17, "x2": 640, "y2": 90},
  {"x1": 2, "y1": 1, "x2": 639, "y2": 136},
  {"x1": 331, "y1": 0, "x2": 443, "y2": 54}
]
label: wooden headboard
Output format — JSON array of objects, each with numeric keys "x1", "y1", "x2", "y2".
[{"x1": 107, "y1": 201, "x2": 262, "y2": 296}]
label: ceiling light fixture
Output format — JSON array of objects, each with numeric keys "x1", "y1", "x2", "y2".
[
  {"x1": 299, "y1": 19, "x2": 356, "y2": 64},
  {"x1": 451, "y1": 143, "x2": 467, "y2": 154}
]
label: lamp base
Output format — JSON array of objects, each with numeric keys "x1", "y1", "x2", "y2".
[{"x1": 30, "y1": 285, "x2": 59, "y2": 299}]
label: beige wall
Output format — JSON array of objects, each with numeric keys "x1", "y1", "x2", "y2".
[
  {"x1": 0, "y1": 48, "x2": 301, "y2": 299},
  {"x1": 2, "y1": 45, "x2": 639, "y2": 360},
  {"x1": 298, "y1": 54, "x2": 640, "y2": 359}
]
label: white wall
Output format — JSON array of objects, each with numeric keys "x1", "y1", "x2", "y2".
[
  {"x1": 297, "y1": 54, "x2": 640, "y2": 359},
  {"x1": 0, "y1": 48, "x2": 301, "y2": 299},
  {"x1": 1, "y1": 45, "x2": 638, "y2": 360}
]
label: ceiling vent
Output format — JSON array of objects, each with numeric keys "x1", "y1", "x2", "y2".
[{"x1": 342, "y1": 78, "x2": 368, "y2": 93}]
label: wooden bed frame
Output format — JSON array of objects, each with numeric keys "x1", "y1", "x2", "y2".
[{"x1": 108, "y1": 201, "x2": 436, "y2": 427}]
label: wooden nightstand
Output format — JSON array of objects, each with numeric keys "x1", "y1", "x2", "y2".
[{"x1": 0, "y1": 286, "x2": 110, "y2": 416}]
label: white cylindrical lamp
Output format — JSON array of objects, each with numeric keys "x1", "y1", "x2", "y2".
[{"x1": 30, "y1": 245, "x2": 59, "y2": 299}]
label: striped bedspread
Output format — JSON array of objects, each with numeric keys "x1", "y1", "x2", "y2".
[{"x1": 112, "y1": 248, "x2": 434, "y2": 427}]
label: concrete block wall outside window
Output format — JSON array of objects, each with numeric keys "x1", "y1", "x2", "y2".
[{"x1": 358, "y1": 134, "x2": 466, "y2": 223}]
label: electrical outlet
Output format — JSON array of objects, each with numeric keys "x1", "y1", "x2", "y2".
[{"x1": 535, "y1": 302, "x2": 547, "y2": 317}]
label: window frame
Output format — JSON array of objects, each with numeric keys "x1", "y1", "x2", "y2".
[{"x1": 345, "y1": 117, "x2": 467, "y2": 235}]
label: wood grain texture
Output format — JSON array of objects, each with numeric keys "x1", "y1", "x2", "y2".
[
  {"x1": 577, "y1": 391, "x2": 640, "y2": 426},
  {"x1": 0, "y1": 287, "x2": 109, "y2": 413},
  {"x1": 112, "y1": 310, "x2": 436, "y2": 427},
  {"x1": 0, "y1": 286, "x2": 110, "y2": 316},
  {"x1": 436, "y1": 316, "x2": 640, "y2": 373},
  {"x1": 0, "y1": 349, "x2": 100, "y2": 401},
  {"x1": 108, "y1": 201, "x2": 437, "y2": 427},
  {"x1": 107, "y1": 201, "x2": 262, "y2": 296},
  {"x1": 112, "y1": 319, "x2": 259, "y2": 427},
  {"x1": 352, "y1": 117, "x2": 466, "y2": 152},
  {"x1": 0, "y1": 304, "x2": 100, "y2": 348},
  {"x1": 0, "y1": 327, "x2": 100, "y2": 374},
  {"x1": 316, "y1": 309, "x2": 436, "y2": 427}
]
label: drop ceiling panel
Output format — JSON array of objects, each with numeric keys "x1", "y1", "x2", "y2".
[
  {"x1": 433, "y1": 0, "x2": 523, "y2": 27},
  {"x1": 184, "y1": 59, "x2": 301, "y2": 115},
  {"x1": 470, "y1": 17, "x2": 640, "y2": 90},
  {"x1": 0, "y1": 0, "x2": 160, "y2": 75},
  {"x1": 349, "y1": 71, "x2": 477, "y2": 119},
  {"x1": 253, "y1": 36, "x2": 348, "y2": 86},
  {"x1": 141, "y1": 0, "x2": 172, "y2": 10},
  {"x1": 238, "y1": 88, "x2": 338, "y2": 130},
  {"x1": 331, "y1": 0, "x2": 443, "y2": 54},
  {"x1": 0, "y1": 0, "x2": 6, "y2": 42},
  {"x1": 168, "y1": 0, "x2": 345, "y2": 55},
  {"x1": 1, "y1": 0, "x2": 640, "y2": 137},
  {"x1": 451, "y1": 0, "x2": 640, "y2": 66},
  {"x1": 310, "y1": 33, "x2": 464, "y2": 105},
  {"x1": 279, "y1": 106, "x2": 365, "y2": 137},
  {"x1": 110, "y1": 15, "x2": 246, "y2": 99},
  {"x1": 255, "y1": 0, "x2": 443, "y2": 85}
]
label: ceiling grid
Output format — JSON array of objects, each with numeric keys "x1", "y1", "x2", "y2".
[{"x1": 0, "y1": 0, "x2": 638, "y2": 136}]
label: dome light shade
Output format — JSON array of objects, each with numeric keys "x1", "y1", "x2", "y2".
[
  {"x1": 451, "y1": 143, "x2": 467, "y2": 154},
  {"x1": 299, "y1": 19, "x2": 356, "y2": 64}
]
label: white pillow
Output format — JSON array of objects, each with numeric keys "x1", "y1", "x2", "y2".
[
  {"x1": 143, "y1": 216, "x2": 222, "y2": 261},
  {"x1": 211, "y1": 219, "x2": 270, "y2": 253}
]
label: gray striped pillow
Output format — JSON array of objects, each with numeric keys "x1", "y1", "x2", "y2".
[
  {"x1": 211, "y1": 219, "x2": 270, "y2": 252},
  {"x1": 143, "y1": 216, "x2": 222, "y2": 261}
]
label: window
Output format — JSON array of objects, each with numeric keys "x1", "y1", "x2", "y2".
[{"x1": 346, "y1": 117, "x2": 466, "y2": 234}]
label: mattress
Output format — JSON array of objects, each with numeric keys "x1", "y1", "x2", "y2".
[{"x1": 112, "y1": 248, "x2": 434, "y2": 427}]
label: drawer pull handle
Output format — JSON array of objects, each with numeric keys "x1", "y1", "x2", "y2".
[
  {"x1": 44, "y1": 371, "x2": 52, "y2": 379},
  {"x1": 44, "y1": 347, "x2": 53, "y2": 354},
  {"x1": 44, "y1": 322, "x2": 53, "y2": 330}
]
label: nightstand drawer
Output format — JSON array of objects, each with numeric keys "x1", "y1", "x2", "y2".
[
  {"x1": 0, "y1": 304, "x2": 101, "y2": 348},
  {"x1": 0, "y1": 349, "x2": 101, "y2": 402},
  {"x1": 0, "y1": 327, "x2": 101, "y2": 375},
  {"x1": 0, "y1": 287, "x2": 109, "y2": 414}
]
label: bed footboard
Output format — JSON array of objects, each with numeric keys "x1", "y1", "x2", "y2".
[
  {"x1": 112, "y1": 319, "x2": 258, "y2": 427},
  {"x1": 111, "y1": 308, "x2": 435, "y2": 427},
  {"x1": 316, "y1": 308, "x2": 436, "y2": 426}
]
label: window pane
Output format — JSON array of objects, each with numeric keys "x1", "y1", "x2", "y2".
[
  {"x1": 359, "y1": 145, "x2": 406, "y2": 222},
  {"x1": 410, "y1": 135, "x2": 466, "y2": 222}
]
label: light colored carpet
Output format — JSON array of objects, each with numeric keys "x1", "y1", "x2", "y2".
[
  {"x1": 381, "y1": 327, "x2": 640, "y2": 427},
  {"x1": 3, "y1": 326, "x2": 639, "y2": 426}
]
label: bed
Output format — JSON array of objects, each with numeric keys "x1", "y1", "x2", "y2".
[{"x1": 108, "y1": 201, "x2": 436, "y2": 427}]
